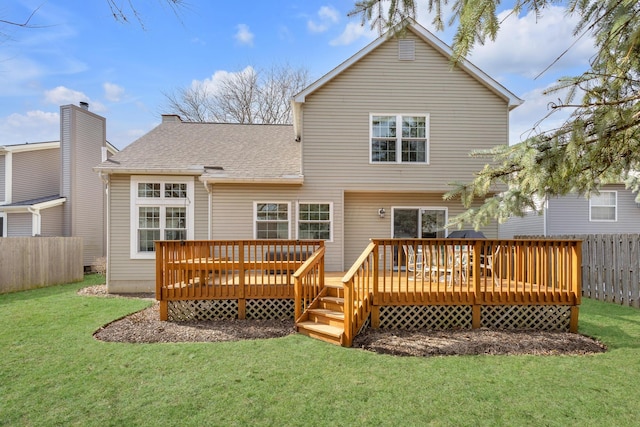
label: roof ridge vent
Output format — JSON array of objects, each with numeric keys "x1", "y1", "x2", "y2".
[{"x1": 398, "y1": 39, "x2": 415, "y2": 61}]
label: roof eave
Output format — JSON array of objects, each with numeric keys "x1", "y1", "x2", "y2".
[
  {"x1": 199, "y1": 176, "x2": 305, "y2": 185},
  {"x1": 93, "y1": 167, "x2": 204, "y2": 176}
]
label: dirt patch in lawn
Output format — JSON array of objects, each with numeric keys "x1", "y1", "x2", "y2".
[{"x1": 81, "y1": 285, "x2": 606, "y2": 356}]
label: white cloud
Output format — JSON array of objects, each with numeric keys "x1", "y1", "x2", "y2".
[
  {"x1": 43, "y1": 86, "x2": 106, "y2": 112},
  {"x1": 308, "y1": 5, "x2": 340, "y2": 33},
  {"x1": 330, "y1": 22, "x2": 376, "y2": 46},
  {"x1": 0, "y1": 110, "x2": 60, "y2": 144},
  {"x1": 103, "y1": 82, "x2": 125, "y2": 102},
  {"x1": 194, "y1": 66, "x2": 257, "y2": 95},
  {"x1": 509, "y1": 84, "x2": 577, "y2": 145},
  {"x1": 235, "y1": 24, "x2": 254, "y2": 46},
  {"x1": 470, "y1": 6, "x2": 596, "y2": 79}
]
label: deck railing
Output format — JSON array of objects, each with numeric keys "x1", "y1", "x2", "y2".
[
  {"x1": 155, "y1": 239, "x2": 324, "y2": 320},
  {"x1": 341, "y1": 241, "x2": 377, "y2": 347},
  {"x1": 340, "y1": 239, "x2": 582, "y2": 339},
  {"x1": 293, "y1": 246, "x2": 326, "y2": 321}
]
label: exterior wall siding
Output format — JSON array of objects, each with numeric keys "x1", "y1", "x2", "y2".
[
  {"x1": 7, "y1": 213, "x2": 32, "y2": 236},
  {"x1": 12, "y1": 148, "x2": 60, "y2": 202},
  {"x1": 498, "y1": 211, "x2": 544, "y2": 238},
  {"x1": 0, "y1": 154, "x2": 5, "y2": 202},
  {"x1": 61, "y1": 105, "x2": 108, "y2": 265},
  {"x1": 301, "y1": 33, "x2": 509, "y2": 192},
  {"x1": 210, "y1": 184, "x2": 344, "y2": 271},
  {"x1": 40, "y1": 205, "x2": 64, "y2": 236},
  {"x1": 343, "y1": 192, "x2": 498, "y2": 267},
  {"x1": 546, "y1": 185, "x2": 640, "y2": 235},
  {"x1": 107, "y1": 174, "x2": 208, "y2": 292}
]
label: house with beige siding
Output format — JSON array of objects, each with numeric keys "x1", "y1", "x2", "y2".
[
  {"x1": 95, "y1": 20, "x2": 522, "y2": 293},
  {"x1": 499, "y1": 184, "x2": 640, "y2": 238},
  {"x1": 0, "y1": 103, "x2": 116, "y2": 268}
]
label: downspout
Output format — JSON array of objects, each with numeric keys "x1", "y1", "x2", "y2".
[
  {"x1": 543, "y1": 197, "x2": 549, "y2": 237},
  {"x1": 27, "y1": 207, "x2": 41, "y2": 236},
  {"x1": 99, "y1": 172, "x2": 111, "y2": 289},
  {"x1": 202, "y1": 181, "x2": 212, "y2": 239}
]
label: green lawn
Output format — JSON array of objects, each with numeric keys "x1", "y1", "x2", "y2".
[{"x1": 1, "y1": 275, "x2": 640, "y2": 426}]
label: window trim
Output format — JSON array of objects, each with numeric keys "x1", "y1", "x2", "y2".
[
  {"x1": 296, "y1": 201, "x2": 333, "y2": 242},
  {"x1": 589, "y1": 190, "x2": 617, "y2": 222},
  {"x1": 253, "y1": 201, "x2": 291, "y2": 240},
  {"x1": 0, "y1": 212, "x2": 5, "y2": 237},
  {"x1": 369, "y1": 113, "x2": 430, "y2": 165},
  {"x1": 130, "y1": 176, "x2": 194, "y2": 259}
]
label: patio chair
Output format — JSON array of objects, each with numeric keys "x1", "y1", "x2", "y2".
[
  {"x1": 424, "y1": 245, "x2": 456, "y2": 285},
  {"x1": 403, "y1": 245, "x2": 424, "y2": 279}
]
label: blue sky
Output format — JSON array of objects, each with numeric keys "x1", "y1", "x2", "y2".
[{"x1": 1, "y1": 1, "x2": 595, "y2": 150}]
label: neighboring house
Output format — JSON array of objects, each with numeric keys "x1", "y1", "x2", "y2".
[
  {"x1": 95, "y1": 20, "x2": 523, "y2": 293},
  {"x1": 0, "y1": 103, "x2": 117, "y2": 267},
  {"x1": 499, "y1": 184, "x2": 640, "y2": 238}
]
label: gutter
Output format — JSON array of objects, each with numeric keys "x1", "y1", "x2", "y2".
[{"x1": 198, "y1": 176, "x2": 304, "y2": 185}]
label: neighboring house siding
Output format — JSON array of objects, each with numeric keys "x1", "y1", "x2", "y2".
[
  {"x1": 12, "y1": 148, "x2": 60, "y2": 202},
  {"x1": 7, "y1": 213, "x2": 32, "y2": 236},
  {"x1": 546, "y1": 185, "x2": 640, "y2": 234},
  {"x1": 108, "y1": 174, "x2": 208, "y2": 292},
  {"x1": 301, "y1": 33, "x2": 509, "y2": 191},
  {"x1": 40, "y1": 205, "x2": 64, "y2": 236},
  {"x1": 60, "y1": 107, "x2": 72, "y2": 236},
  {"x1": 498, "y1": 212, "x2": 544, "y2": 239},
  {"x1": 343, "y1": 192, "x2": 498, "y2": 267},
  {"x1": 0, "y1": 154, "x2": 5, "y2": 202},
  {"x1": 60, "y1": 105, "x2": 108, "y2": 265}
]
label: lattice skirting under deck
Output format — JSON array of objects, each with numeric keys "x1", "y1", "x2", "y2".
[
  {"x1": 378, "y1": 305, "x2": 473, "y2": 329},
  {"x1": 377, "y1": 305, "x2": 572, "y2": 331},
  {"x1": 481, "y1": 305, "x2": 572, "y2": 331},
  {"x1": 167, "y1": 299, "x2": 294, "y2": 321}
]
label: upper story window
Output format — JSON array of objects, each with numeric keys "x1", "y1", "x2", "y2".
[
  {"x1": 298, "y1": 202, "x2": 332, "y2": 241},
  {"x1": 370, "y1": 114, "x2": 429, "y2": 164},
  {"x1": 255, "y1": 202, "x2": 290, "y2": 239},
  {"x1": 590, "y1": 191, "x2": 617, "y2": 222},
  {"x1": 130, "y1": 176, "x2": 194, "y2": 259}
]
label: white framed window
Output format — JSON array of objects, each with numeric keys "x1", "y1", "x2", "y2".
[
  {"x1": 0, "y1": 212, "x2": 5, "y2": 237},
  {"x1": 130, "y1": 176, "x2": 194, "y2": 259},
  {"x1": 254, "y1": 202, "x2": 290, "y2": 239},
  {"x1": 590, "y1": 191, "x2": 617, "y2": 222},
  {"x1": 297, "y1": 202, "x2": 332, "y2": 241},
  {"x1": 370, "y1": 114, "x2": 429, "y2": 164}
]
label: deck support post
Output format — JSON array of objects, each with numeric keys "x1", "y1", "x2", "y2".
[
  {"x1": 472, "y1": 305, "x2": 481, "y2": 329},
  {"x1": 569, "y1": 306, "x2": 579, "y2": 333},
  {"x1": 238, "y1": 299, "x2": 246, "y2": 320},
  {"x1": 159, "y1": 301, "x2": 168, "y2": 321},
  {"x1": 371, "y1": 305, "x2": 380, "y2": 329}
]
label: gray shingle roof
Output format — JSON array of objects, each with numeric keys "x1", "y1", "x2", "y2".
[{"x1": 95, "y1": 121, "x2": 301, "y2": 182}]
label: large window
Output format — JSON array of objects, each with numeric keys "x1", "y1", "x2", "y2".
[
  {"x1": 130, "y1": 176, "x2": 194, "y2": 259},
  {"x1": 590, "y1": 191, "x2": 617, "y2": 221},
  {"x1": 255, "y1": 202, "x2": 290, "y2": 239},
  {"x1": 298, "y1": 202, "x2": 332, "y2": 240},
  {"x1": 371, "y1": 114, "x2": 429, "y2": 163}
]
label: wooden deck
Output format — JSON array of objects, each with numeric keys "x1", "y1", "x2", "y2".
[{"x1": 156, "y1": 238, "x2": 582, "y2": 347}]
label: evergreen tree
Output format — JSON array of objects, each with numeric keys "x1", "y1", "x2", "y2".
[{"x1": 351, "y1": 0, "x2": 640, "y2": 228}]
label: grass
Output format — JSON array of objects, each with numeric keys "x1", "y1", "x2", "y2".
[{"x1": 1, "y1": 275, "x2": 640, "y2": 426}]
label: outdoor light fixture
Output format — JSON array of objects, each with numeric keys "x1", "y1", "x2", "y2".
[{"x1": 378, "y1": 208, "x2": 386, "y2": 218}]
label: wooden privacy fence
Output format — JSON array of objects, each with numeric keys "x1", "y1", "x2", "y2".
[
  {"x1": 155, "y1": 239, "x2": 325, "y2": 320},
  {"x1": 0, "y1": 237, "x2": 83, "y2": 293},
  {"x1": 518, "y1": 234, "x2": 640, "y2": 308}
]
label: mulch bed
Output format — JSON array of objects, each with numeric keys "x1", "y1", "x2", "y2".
[{"x1": 81, "y1": 285, "x2": 607, "y2": 356}]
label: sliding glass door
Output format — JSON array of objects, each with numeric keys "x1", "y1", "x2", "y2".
[{"x1": 393, "y1": 208, "x2": 447, "y2": 238}]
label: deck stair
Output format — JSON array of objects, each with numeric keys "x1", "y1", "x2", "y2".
[{"x1": 296, "y1": 284, "x2": 346, "y2": 346}]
